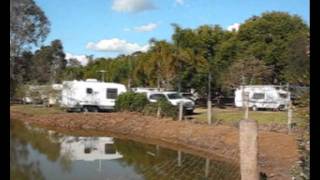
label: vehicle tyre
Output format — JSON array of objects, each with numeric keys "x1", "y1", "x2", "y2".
[
  {"x1": 185, "y1": 110, "x2": 193, "y2": 115},
  {"x1": 252, "y1": 105, "x2": 258, "y2": 111},
  {"x1": 82, "y1": 106, "x2": 89, "y2": 113}
]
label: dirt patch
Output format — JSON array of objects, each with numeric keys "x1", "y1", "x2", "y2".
[{"x1": 10, "y1": 107, "x2": 298, "y2": 180}]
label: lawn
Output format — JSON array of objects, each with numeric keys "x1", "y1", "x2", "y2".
[
  {"x1": 189, "y1": 107, "x2": 301, "y2": 125},
  {"x1": 10, "y1": 104, "x2": 64, "y2": 115},
  {"x1": 11, "y1": 104, "x2": 303, "y2": 126}
]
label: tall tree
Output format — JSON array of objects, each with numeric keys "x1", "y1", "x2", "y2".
[
  {"x1": 31, "y1": 39, "x2": 67, "y2": 84},
  {"x1": 10, "y1": 0, "x2": 50, "y2": 58},
  {"x1": 237, "y1": 11, "x2": 309, "y2": 83},
  {"x1": 10, "y1": 0, "x2": 50, "y2": 97},
  {"x1": 222, "y1": 56, "x2": 273, "y2": 89},
  {"x1": 282, "y1": 32, "x2": 309, "y2": 85}
]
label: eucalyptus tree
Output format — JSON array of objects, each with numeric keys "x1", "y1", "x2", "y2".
[
  {"x1": 10, "y1": 0, "x2": 50, "y2": 97},
  {"x1": 10, "y1": 0, "x2": 50, "y2": 58}
]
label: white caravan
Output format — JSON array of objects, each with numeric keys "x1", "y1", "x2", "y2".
[
  {"x1": 61, "y1": 79, "x2": 127, "y2": 112},
  {"x1": 234, "y1": 85, "x2": 290, "y2": 111}
]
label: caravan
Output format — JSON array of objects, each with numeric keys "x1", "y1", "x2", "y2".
[
  {"x1": 234, "y1": 85, "x2": 290, "y2": 111},
  {"x1": 61, "y1": 79, "x2": 127, "y2": 112}
]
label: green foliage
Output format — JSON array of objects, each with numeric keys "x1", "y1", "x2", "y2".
[
  {"x1": 237, "y1": 11, "x2": 309, "y2": 83},
  {"x1": 10, "y1": 0, "x2": 50, "y2": 58},
  {"x1": 142, "y1": 97, "x2": 178, "y2": 119},
  {"x1": 115, "y1": 92, "x2": 149, "y2": 112},
  {"x1": 115, "y1": 92, "x2": 178, "y2": 119}
]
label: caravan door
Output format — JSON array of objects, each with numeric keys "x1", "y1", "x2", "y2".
[{"x1": 83, "y1": 87, "x2": 100, "y2": 106}]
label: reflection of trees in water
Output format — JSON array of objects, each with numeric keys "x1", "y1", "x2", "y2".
[
  {"x1": 10, "y1": 122, "x2": 45, "y2": 180},
  {"x1": 113, "y1": 139, "x2": 240, "y2": 180},
  {"x1": 11, "y1": 120, "x2": 61, "y2": 162},
  {"x1": 58, "y1": 149, "x2": 73, "y2": 173},
  {"x1": 10, "y1": 119, "x2": 74, "y2": 177}
]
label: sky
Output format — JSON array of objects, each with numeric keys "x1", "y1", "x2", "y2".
[{"x1": 34, "y1": 0, "x2": 310, "y2": 65}]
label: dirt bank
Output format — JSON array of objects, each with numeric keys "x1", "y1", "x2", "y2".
[{"x1": 10, "y1": 107, "x2": 298, "y2": 180}]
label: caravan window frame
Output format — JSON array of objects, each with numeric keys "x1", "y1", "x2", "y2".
[
  {"x1": 252, "y1": 93, "x2": 265, "y2": 100},
  {"x1": 106, "y1": 88, "x2": 118, "y2": 99}
]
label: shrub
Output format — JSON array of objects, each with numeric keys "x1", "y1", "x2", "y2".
[
  {"x1": 142, "y1": 97, "x2": 178, "y2": 119},
  {"x1": 115, "y1": 92, "x2": 149, "y2": 112},
  {"x1": 116, "y1": 92, "x2": 178, "y2": 119}
]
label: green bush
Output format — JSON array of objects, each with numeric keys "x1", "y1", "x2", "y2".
[
  {"x1": 142, "y1": 97, "x2": 178, "y2": 119},
  {"x1": 115, "y1": 92, "x2": 149, "y2": 112},
  {"x1": 116, "y1": 92, "x2": 178, "y2": 119}
]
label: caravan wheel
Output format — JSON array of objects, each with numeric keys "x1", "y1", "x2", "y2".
[
  {"x1": 252, "y1": 105, "x2": 258, "y2": 111},
  {"x1": 82, "y1": 106, "x2": 89, "y2": 113},
  {"x1": 91, "y1": 106, "x2": 98, "y2": 112}
]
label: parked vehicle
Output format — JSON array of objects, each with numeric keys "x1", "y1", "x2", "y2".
[
  {"x1": 234, "y1": 85, "x2": 290, "y2": 111},
  {"x1": 146, "y1": 91, "x2": 195, "y2": 114},
  {"x1": 22, "y1": 84, "x2": 63, "y2": 106},
  {"x1": 61, "y1": 79, "x2": 127, "y2": 112},
  {"x1": 181, "y1": 92, "x2": 198, "y2": 102}
]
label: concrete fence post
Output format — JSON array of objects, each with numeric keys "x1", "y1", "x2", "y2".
[
  {"x1": 240, "y1": 120, "x2": 259, "y2": 180},
  {"x1": 179, "y1": 102, "x2": 184, "y2": 121}
]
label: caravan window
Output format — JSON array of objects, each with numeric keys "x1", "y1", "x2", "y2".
[
  {"x1": 106, "y1": 88, "x2": 118, "y2": 99},
  {"x1": 279, "y1": 93, "x2": 288, "y2": 99},
  {"x1": 86, "y1": 88, "x2": 93, "y2": 94},
  {"x1": 252, "y1": 93, "x2": 265, "y2": 100},
  {"x1": 105, "y1": 144, "x2": 116, "y2": 154}
]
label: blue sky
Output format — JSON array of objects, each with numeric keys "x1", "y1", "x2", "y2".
[{"x1": 34, "y1": 0, "x2": 309, "y2": 65}]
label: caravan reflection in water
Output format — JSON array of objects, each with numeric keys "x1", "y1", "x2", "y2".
[{"x1": 60, "y1": 137, "x2": 123, "y2": 161}]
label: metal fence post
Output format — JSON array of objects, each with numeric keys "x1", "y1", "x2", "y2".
[{"x1": 240, "y1": 120, "x2": 259, "y2": 180}]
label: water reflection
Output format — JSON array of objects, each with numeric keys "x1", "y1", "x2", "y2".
[
  {"x1": 10, "y1": 119, "x2": 240, "y2": 180},
  {"x1": 60, "y1": 136, "x2": 123, "y2": 161}
]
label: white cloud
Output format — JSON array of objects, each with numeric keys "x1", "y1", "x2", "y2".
[
  {"x1": 65, "y1": 53, "x2": 89, "y2": 66},
  {"x1": 126, "y1": 23, "x2": 158, "y2": 32},
  {"x1": 227, "y1": 23, "x2": 240, "y2": 31},
  {"x1": 175, "y1": 0, "x2": 184, "y2": 5},
  {"x1": 112, "y1": 0, "x2": 156, "y2": 13},
  {"x1": 86, "y1": 38, "x2": 150, "y2": 54}
]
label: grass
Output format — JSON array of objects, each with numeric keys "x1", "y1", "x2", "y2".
[
  {"x1": 10, "y1": 104, "x2": 64, "y2": 115},
  {"x1": 11, "y1": 104, "x2": 303, "y2": 126},
  {"x1": 190, "y1": 107, "x2": 301, "y2": 125}
]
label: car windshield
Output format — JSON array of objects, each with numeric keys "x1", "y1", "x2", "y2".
[{"x1": 167, "y1": 93, "x2": 183, "y2": 99}]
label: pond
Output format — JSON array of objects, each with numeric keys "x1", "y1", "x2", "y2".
[{"x1": 10, "y1": 119, "x2": 240, "y2": 180}]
